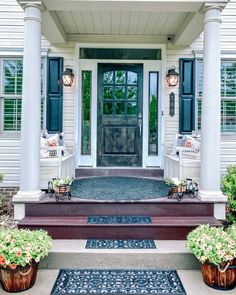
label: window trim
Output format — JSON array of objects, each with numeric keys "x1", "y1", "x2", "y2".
[
  {"x1": 196, "y1": 59, "x2": 236, "y2": 135},
  {"x1": 0, "y1": 56, "x2": 46, "y2": 134}
]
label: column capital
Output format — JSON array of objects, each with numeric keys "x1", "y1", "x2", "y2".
[
  {"x1": 17, "y1": 0, "x2": 46, "y2": 12},
  {"x1": 200, "y1": 2, "x2": 228, "y2": 14}
]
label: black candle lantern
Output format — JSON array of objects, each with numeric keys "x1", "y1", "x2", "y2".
[
  {"x1": 62, "y1": 68, "x2": 74, "y2": 87},
  {"x1": 166, "y1": 67, "x2": 179, "y2": 87}
]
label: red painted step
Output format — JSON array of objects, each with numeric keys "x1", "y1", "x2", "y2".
[{"x1": 18, "y1": 216, "x2": 221, "y2": 240}]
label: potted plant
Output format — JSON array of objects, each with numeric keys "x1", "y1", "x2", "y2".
[
  {"x1": 0, "y1": 228, "x2": 52, "y2": 293},
  {"x1": 187, "y1": 224, "x2": 236, "y2": 290},
  {"x1": 165, "y1": 177, "x2": 186, "y2": 194},
  {"x1": 221, "y1": 165, "x2": 236, "y2": 225},
  {"x1": 52, "y1": 176, "x2": 73, "y2": 194}
]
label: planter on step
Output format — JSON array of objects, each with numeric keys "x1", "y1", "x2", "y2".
[
  {"x1": 0, "y1": 262, "x2": 39, "y2": 293},
  {"x1": 201, "y1": 260, "x2": 236, "y2": 291}
]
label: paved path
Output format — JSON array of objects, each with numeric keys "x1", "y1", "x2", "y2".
[{"x1": 0, "y1": 269, "x2": 235, "y2": 295}]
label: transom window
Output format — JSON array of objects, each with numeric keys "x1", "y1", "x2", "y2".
[
  {"x1": 102, "y1": 69, "x2": 138, "y2": 116},
  {"x1": 0, "y1": 58, "x2": 45, "y2": 132},
  {"x1": 197, "y1": 61, "x2": 236, "y2": 133}
]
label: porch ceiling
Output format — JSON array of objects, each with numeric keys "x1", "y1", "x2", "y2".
[{"x1": 41, "y1": 0, "x2": 228, "y2": 45}]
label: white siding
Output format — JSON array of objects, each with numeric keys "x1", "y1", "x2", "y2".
[{"x1": 165, "y1": 0, "x2": 236, "y2": 172}]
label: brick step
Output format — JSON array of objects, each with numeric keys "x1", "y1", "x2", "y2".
[
  {"x1": 75, "y1": 168, "x2": 164, "y2": 178},
  {"x1": 18, "y1": 216, "x2": 221, "y2": 240},
  {"x1": 25, "y1": 201, "x2": 214, "y2": 217}
]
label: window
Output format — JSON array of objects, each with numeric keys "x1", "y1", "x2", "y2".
[
  {"x1": 197, "y1": 61, "x2": 236, "y2": 133},
  {"x1": 148, "y1": 72, "x2": 159, "y2": 155},
  {"x1": 0, "y1": 58, "x2": 45, "y2": 132},
  {"x1": 81, "y1": 71, "x2": 92, "y2": 155}
]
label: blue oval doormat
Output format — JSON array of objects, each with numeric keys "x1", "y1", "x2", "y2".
[{"x1": 71, "y1": 177, "x2": 169, "y2": 200}]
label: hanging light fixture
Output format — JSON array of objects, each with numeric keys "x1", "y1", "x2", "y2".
[
  {"x1": 166, "y1": 67, "x2": 179, "y2": 87},
  {"x1": 62, "y1": 67, "x2": 74, "y2": 87}
]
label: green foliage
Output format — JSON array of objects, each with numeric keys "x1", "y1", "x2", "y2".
[
  {"x1": 0, "y1": 229, "x2": 52, "y2": 269},
  {"x1": 52, "y1": 177, "x2": 73, "y2": 187},
  {"x1": 0, "y1": 173, "x2": 3, "y2": 183},
  {"x1": 221, "y1": 165, "x2": 236, "y2": 224},
  {"x1": 187, "y1": 224, "x2": 236, "y2": 266}
]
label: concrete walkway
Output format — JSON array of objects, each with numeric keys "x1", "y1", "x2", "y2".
[{"x1": 0, "y1": 269, "x2": 235, "y2": 295}]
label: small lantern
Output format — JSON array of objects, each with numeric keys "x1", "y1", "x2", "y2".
[
  {"x1": 166, "y1": 67, "x2": 179, "y2": 87},
  {"x1": 62, "y1": 68, "x2": 74, "y2": 87}
]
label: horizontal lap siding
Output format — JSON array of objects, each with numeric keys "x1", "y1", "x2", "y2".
[
  {"x1": 0, "y1": 138, "x2": 20, "y2": 187},
  {"x1": 165, "y1": 0, "x2": 236, "y2": 175}
]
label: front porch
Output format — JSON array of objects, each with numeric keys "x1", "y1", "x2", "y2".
[{"x1": 13, "y1": 0, "x2": 229, "y2": 233}]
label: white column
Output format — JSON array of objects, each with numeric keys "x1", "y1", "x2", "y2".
[
  {"x1": 199, "y1": 6, "x2": 227, "y2": 217},
  {"x1": 13, "y1": 1, "x2": 44, "y2": 219}
]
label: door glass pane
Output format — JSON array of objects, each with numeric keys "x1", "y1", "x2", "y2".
[
  {"x1": 103, "y1": 86, "x2": 113, "y2": 99},
  {"x1": 115, "y1": 102, "x2": 125, "y2": 115},
  {"x1": 127, "y1": 71, "x2": 137, "y2": 84},
  {"x1": 103, "y1": 102, "x2": 113, "y2": 115},
  {"x1": 127, "y1": 86, "x2": 137, "y2": 100},
  {"x1": 103, "y1": 71, "x2": 114, "y2": 84},
  {"x1": 115, "y1": 86, "x2": 125, "y2": 100},
  {"x1": 81, "y1": 71, "x2": 92, "y2": 155},
  {"x1": 115, "y1": 71, "x2": 126, "y2": 84},
  {"x1": 127, "y1": 101, "x2": 137, "y2": 115},
  {"x1": 149, "y1": 72, "x2": 158, "y2": 155}
]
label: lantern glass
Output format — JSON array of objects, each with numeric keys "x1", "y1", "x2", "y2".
[
  {"x1": 166, "y1": 68, "x2": 179, "y2": 87},
  {"x1": 62, "y1": 68, "x2": 74, "y2": 87}
]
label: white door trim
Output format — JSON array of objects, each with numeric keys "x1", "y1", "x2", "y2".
[{"x1": 76, "y1": 44, "x2": 166, "y2": 168}]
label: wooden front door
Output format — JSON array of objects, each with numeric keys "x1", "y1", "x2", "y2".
[{"x1": 97, "y1": 64, "x2": 143, "y2": 167}]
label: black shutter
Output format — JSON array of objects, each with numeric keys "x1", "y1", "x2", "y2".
[
  {"x1": 46, "y1": 57, "x2": 63, "y2": 133},
  {"x1": 179, "y1": 58, "x2": 195, "y2": 134}
]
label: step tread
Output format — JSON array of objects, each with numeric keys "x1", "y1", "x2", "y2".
[{"x1": 18, "y1": 216, "x2": 221, "y2": 227}]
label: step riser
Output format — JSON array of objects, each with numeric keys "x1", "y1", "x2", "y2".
[
  {"x1": 40, "y1": 253, "x2": 199, "y2": 270},
  {"x1": 18, "y1": 224, "x2": 198, "y2": 240},
  {"x1": 76, "y1": 169, "x2": 164, "y2": 178},
  {"x1": 25, "y1": 203, "x2": 214, "y2": 217}
]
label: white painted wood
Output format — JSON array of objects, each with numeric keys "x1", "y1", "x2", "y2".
[
  {"x1": 199, "y1": 6, "x2": 223, "y2": 200},
  {"x1": 15, "y1": 2, "x2": 43, "y2": 202}
]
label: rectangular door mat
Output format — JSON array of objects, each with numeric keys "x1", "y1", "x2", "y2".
[
  {"x1": 87, "y1": 216, "x2": 152, "y2": 224},
  {"x1": 51, "y1": 269, "x2": 186, "y2": 295},
  {"x1": 86, "y1": 239, "x2": 156, "y2": 249}
]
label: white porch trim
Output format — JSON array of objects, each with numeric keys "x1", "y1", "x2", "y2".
[
  {"x1": 198, "y1": 5, "x2": 227, "y2": 218},
  {"x1": 13, "y1": 0, "x2": 44, "y2": 219}
]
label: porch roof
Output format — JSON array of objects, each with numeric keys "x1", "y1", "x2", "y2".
[{"x1": 40, "y1": 0, "x2": 229, "y2": 45}]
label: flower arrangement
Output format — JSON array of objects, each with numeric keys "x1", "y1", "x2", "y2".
[
  {"x1": 165, "y1": 177, "x2": 185, "y2": 187},
  {"x1": 0, "y1": 229, "x2": 52, "y2": 269},
  {"x1": 52, "y1": 176, "x2": 73, "y2": 187},
  {"x1": 187, "y1": 224, "x2": 236, "y2": 266}
]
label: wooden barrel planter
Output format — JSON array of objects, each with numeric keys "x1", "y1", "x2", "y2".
[
  {"x1": 0, "y1": 261, "x2": 39, "y2": 293},
  {"x1": 200, "y1": 260, "x2": 236, "y2": 291}
]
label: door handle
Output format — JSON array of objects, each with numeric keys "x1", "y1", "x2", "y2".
[{"x1": 138, "y1": 113, "x2": 142, "y2": 136}]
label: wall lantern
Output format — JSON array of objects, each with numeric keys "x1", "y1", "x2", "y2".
[
  {"x1": 166, "y1": 67, "x2": 179, "y2": 87},
  {"x1": 62, "y1": 67, "x2": 74, "y2": 87}
]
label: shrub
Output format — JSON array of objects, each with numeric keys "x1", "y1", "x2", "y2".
[{"x1": 221, "y1": 165, "x2": 236, "y2": 224}]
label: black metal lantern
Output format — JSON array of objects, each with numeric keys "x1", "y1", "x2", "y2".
[
  {"x1": 166, "y1": 67, "x2": 179, "y2": 87},
  {"x1": 62, "y1": 68, "x2": 74, "y2": 87}
]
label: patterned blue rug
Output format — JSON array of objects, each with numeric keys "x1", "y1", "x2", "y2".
[
  {"x1": 86, "y1": 239, "x2": 156, "y2": 249},
  {"x1": 51, "y1": 269, "x2": 186, "y2": 294},
  {"x1": 71, "y1": 177, "x2": 169, "y2": 200},
  {"x1": 88, "y1": 215, "x2": 152, "y2": 224}
]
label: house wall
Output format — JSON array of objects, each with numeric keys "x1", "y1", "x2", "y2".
[
  {"x1": 0, "y1": 0, "x2": 236, "y2": 187},
  {"x1": 164, "y1": 0, "x2": 236, "y2": 175}
]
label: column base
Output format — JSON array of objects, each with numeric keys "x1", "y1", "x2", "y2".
[
  {"x1": 13, "y1": 190, "x2": 45, "y2": 202},
  {"x1": 198, "y1": 190, "x2": 227, "y2": 202},
  {"x1": 13, "y1": 190, "x2": 45, "y2": 220},
  {"x1": 198, "y1": 190, "x2": 227, "y2": 220}
]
